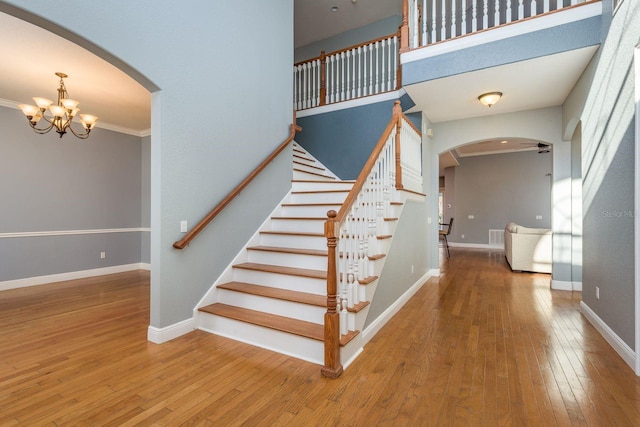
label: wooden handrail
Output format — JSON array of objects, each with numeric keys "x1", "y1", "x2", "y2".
[
  {"x1": 335, "y1": 101, "x2": 403, "y2": 223},
  {"x1": 293, "y1": 32, "x2": 400, "y2": 67},
  {"x1": 321, "y1": 100, "x2": 404, "y2": 378},
  {"x1": 173, "y1": 123, "x2": 301, "y2": 249}
]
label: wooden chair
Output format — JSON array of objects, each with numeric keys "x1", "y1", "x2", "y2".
[{"x1": 439, "y1": 218, "x2": 453, "y2": 258}]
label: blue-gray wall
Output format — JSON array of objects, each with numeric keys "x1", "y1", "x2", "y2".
[
  {"x1": 294, "y1": 16, "x2": 401, "y2": 63},
  {"x1": 563, "y1": 0, "x2": 638, "y2": 348},
  {"x1": 0, "y1": 105, "x2": 146, "y2": 281},
  {"x1": 296, "y1": 94, "x2": 417, "y2": 180},
  {"x1": 0, "y1": 0, "x2": 295, "y2": 328}
]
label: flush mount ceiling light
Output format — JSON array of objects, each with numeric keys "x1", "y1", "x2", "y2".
[
  {"x1": 478, "y1": 91, "x2": 503, "y2": 108},
  {"x1": 18, "y1": 72, "x2": 98, "y2": 139}
]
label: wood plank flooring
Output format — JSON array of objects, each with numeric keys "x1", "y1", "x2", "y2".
[{"x1": 1, "y1": 248, "x2": 639, "y2": 425}]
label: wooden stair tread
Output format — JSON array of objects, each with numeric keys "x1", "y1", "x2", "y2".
[
  {"x1": 217, "y1": 281, "x2": 326, "y2": 307},
  {"x1": 358, "y1": 276, "x2": 378, "y2": 285},
  {"x1": 260, "y1": 230, "x2": 324, "y2": 237},
  {"x1": 281, "y1": 203, "x2": 342, "y2": 207},
  {"x1": 347, "y1": 301, "x2": 370, "y2": 313},
  {"x1": 293, "y1": 154, "x2": 315, "y2": 162},
  {"x1": 293, "y1": 168, "x2": 337, "y2": 179},
  {"x1": 248, "y1": 246, "x2": 327, "y2": 257},
  {"x1": 292, "y1": 189, "x2": 349, "y2": 194},
  {"x1": 234, "y1": 262, "x2": 326, "y2": 279},
  {"x1": 291, "y1": 180, "x2": 355, "y2": 184},
  {"x1": 199, "y1": 303, "x2": 324, "y2": 341},
  {"x1": 293, "y1": 160, "x2": 325, "y2": 171},
  {"x1": 271, "y1": 216, "x2": 326, "y2": 220}
]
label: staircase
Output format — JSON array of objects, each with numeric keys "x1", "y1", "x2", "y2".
[{"x1": 196, "y1": 143, "x2": 402, "y2": 365}]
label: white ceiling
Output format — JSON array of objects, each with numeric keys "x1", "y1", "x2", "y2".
[
  {"x1": 1, "y1": 3, "x2": 596, "y2": 154},
  {"x1": 0, "y1": 11, "x2": 150, "y2": 134},
  {"x1": 294, "y1": 0, "x2": 401, "y2": 48}
]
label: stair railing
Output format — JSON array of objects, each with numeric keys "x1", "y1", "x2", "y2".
[
  {"x1": 173, "y1": 123, "x2": 301, "y2": 249},
  {"x1": 322, "y1": 101, "x2": 422, "y2": 378},
  {"x1": 294, "y1": 32, "x2": 402, "y2": 111}
]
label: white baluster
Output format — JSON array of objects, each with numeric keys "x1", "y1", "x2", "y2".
[
  {"x1": 531, "y1": 0, "x2": 538, "y2": 16},
  {"x1": 494, "y1": 0, "x2": 500, "y2": 27},
  {"x1": 483, "y1": 0, "x2": 488, "y2": 29},
  {"x1": 461, "y1": 0, "x2": 467, "y2": 35},
  {"x1": 451, "y1": 0, "x2": 456, "y2": 38},
  {"x1": 421, "y1": 0, "x2": 428, "y2": 45},
  {"x1": 357, "y1": 46, "x2": 362, "y2": 98},
  {"x1": 391, "y1": 36, "x2": 398, "y2": 90},
  {"x1": 387, "y1": 38, "x2": 392, "y2": 91},
  {"x1": 441, "y1": 0, "x2": 447, "y2": 41},
  {"x1": 518, "y1": 0, "x2": 524, "y2": 20},
  {"x1": 352, "y1": 48, "x2": 357, "y2": 99},
  {"x1": 506, "y1": 0, "x2": 512, "y2": 22},
  {"x1": 544, "y1": 0, "x2": 550, "y2": 13},
  {"x1": 472, "y1": 0, "x2": 478, "y2": 33},
  {"x1": 431, "y1": 0, "x2": 437, "y2": 43},
  {"x1": 346, "y1": 50, "x2": 352, "y2": 100},
  {"x1": 340, "y1": 52, "x2": 346, "y2": 101},
  {"x1": 375, "y1": 41, "x2": 380, "y2": 94},
  {"x1": 303, "y1": 62, "x2": 309, "y2": 109},
  {"x1": 340, "y1": 298, "x2": 348, "y2": 335}
]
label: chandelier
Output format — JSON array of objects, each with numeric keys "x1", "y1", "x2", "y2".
[{"x1": 18, "y1": 72, "x2": 98, "y2": 139}]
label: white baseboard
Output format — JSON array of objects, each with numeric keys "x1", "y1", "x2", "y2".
[
  {"x1": 362, "y1": 270, "x2": 436, "y2": 345},
  {"x1": 580, "y1": 301, "x2": 636, "y2": 372},
  {"x1": 551, "y1": 280, "x2": 582, "y2": 291},
  {"x1": 428, "y1": 268, "x2": 440, "y2": 277},
  {"x1": 448, "y1": 242, "x2": 501, "y2": 249},
  {"x1": 147, "y1": 317, "x2": 196, "y2": 344},
  {"x1": 0, "y1": 263, "x2": 149, "y2": 291}
]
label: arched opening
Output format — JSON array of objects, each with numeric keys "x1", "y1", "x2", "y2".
[
  {"x1": 0, "y1": 9, "x2": 154, "y2": 293},
  {"x1": 437, "y1": 138, "x2": 553, "y2": 267}
]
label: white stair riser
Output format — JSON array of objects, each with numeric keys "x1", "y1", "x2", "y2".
[
  {"x1": 198, "y1": 314, "x2": 323, "y2": 365},
  {"x1": 269, "y1": 219, "x2": 326, "y2": 233},
  {"x1": 217, "y1": 289, "x2": 325, "y2": 324},
  {"x1": 232, "y1": 269, "x2": 326, "y2": 294},
  {"x1": 292, "y1": 156, "x2": 318, "y2": 167},
  {"x1": 279, "y1": 205, "x2": 342, "y2": 217},
  {"x1": 290, "y1": 192, "x2": 349, "y2": 204},
  {"x1": 247, "y1": 249, "x2": 327, "y2": 270},
  {"x1": 259, "y1": 233, "x2": 327, "y2": 250},
  {"x1": 291, "y1": 181, "x2": 353, "y2": 192}
]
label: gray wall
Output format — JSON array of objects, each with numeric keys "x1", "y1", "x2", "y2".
[
  {"x1": 444, "y1": 150, "x2": 552, "y2": 245},
  {"x1": 141, "y1": 134, "x2": 151, "y2": 264},
  {"x1": 562, "y1": 0, "x2": 638, "y2": 348},
  {"x1": 365, "y1": 199, "x2": 429, "y2": 327},
  {"x1": 0, "y1": 0, "x2": 295, "y2": 328},
  {"x1": 0, "y1": 105, "x2": 146, "y2": 281},
  {"x1": 294, "y1": 15, "x2": 401, "y2": 63}
]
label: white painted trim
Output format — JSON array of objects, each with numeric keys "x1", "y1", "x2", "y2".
[
  {"x1": 296, "y1": 89, "x2": 406, "y2": 118},
  {"x1": 0, "y1": 227, "x2": 151, "y2": 239},
  {"x1": 401, "y1": 2, "x2": 602, "y2": 64},
  {"x1": 147, "y1": 317, "x2": 196, "y2": 344},
  {"x1": 551, "y1": 280, "x2": 573, "y2": 291},
  {"x1": 0, "y1": 263, "x2": 148, "y2": 291},
  {"x1": 572, "y1": 281, "x2": 582, "y2": 292},
  {"x1": 428, "y1": 268, "x2": 440, "y2": 277},
  {"x1": 448, "y1": 242, "x2": 502, "y2": 249},
  {"x1": 362, "y1": 270, "x2": 435, "y2": 344},
  {"x1": 0, "y1": 98, "x2": 149, "y2": 137},
  {"x1": 580, "y1": 301, "x2": 636, "y2": 371},
  {"x1": 634, "y1": 44, "x2": 640, "y2": 376}
]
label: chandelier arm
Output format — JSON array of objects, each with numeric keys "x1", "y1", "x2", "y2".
[
  {"x1": 67, "y1": 124, "x2": 91, "y2": 139},
  {"x1": 26, "y1": 117, "x2": 56, "y2": 134}
]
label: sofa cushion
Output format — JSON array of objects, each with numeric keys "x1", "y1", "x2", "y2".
[{"x1": 517, "y1": 226, "x2": 551, "y2": 235}]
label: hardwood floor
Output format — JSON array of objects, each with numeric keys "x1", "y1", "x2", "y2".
[{"x1": 1, "y1": 249, "x2": 639, "y2": 425}]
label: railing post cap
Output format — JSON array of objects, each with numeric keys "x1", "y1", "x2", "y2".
[{"x1": 327, "y1": 210, "x2": 337, "y2": 219}]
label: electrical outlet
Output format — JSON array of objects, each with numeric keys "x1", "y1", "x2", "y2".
[
  {"x1": 468, "y1": 215, "x2": 474, "y2": 219},
  {"x1": 536, "y1": 215, "x2": 542, "y2": 220},
  {"x1": 100, "y1": 251, "x2": 106, "y2": 259},
  {"x1": 411, "y1": 265, "x2": 414, "y2": 273},
  {"x1": 180, "y1": 220, "x2": 188, "y2": 233},
  {"x1": 461, "y1": 234, "x2": 465, "y2": 239},
  {"x1": 596, "y1": 286, "x2": 600, "y2": 299}
]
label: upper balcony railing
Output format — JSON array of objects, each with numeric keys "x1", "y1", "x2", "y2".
[
  {"x1": 294, "y1": 33, "x2": 400, "y2": 111},
  {"x1": 294, "y1": 0, "x2": 597, "y2": 111},
  {"x1": 404, "y1": 0, "x2": 593, "y2": 49}
]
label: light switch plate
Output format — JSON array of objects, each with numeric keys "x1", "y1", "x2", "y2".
[{"x1": 180, "y1": 220, "x2": 188, "y2": 233}]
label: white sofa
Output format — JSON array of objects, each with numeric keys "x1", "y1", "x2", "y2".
[{"x1": 504, "y1": 222, "x2": 552, "y2": 273}]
